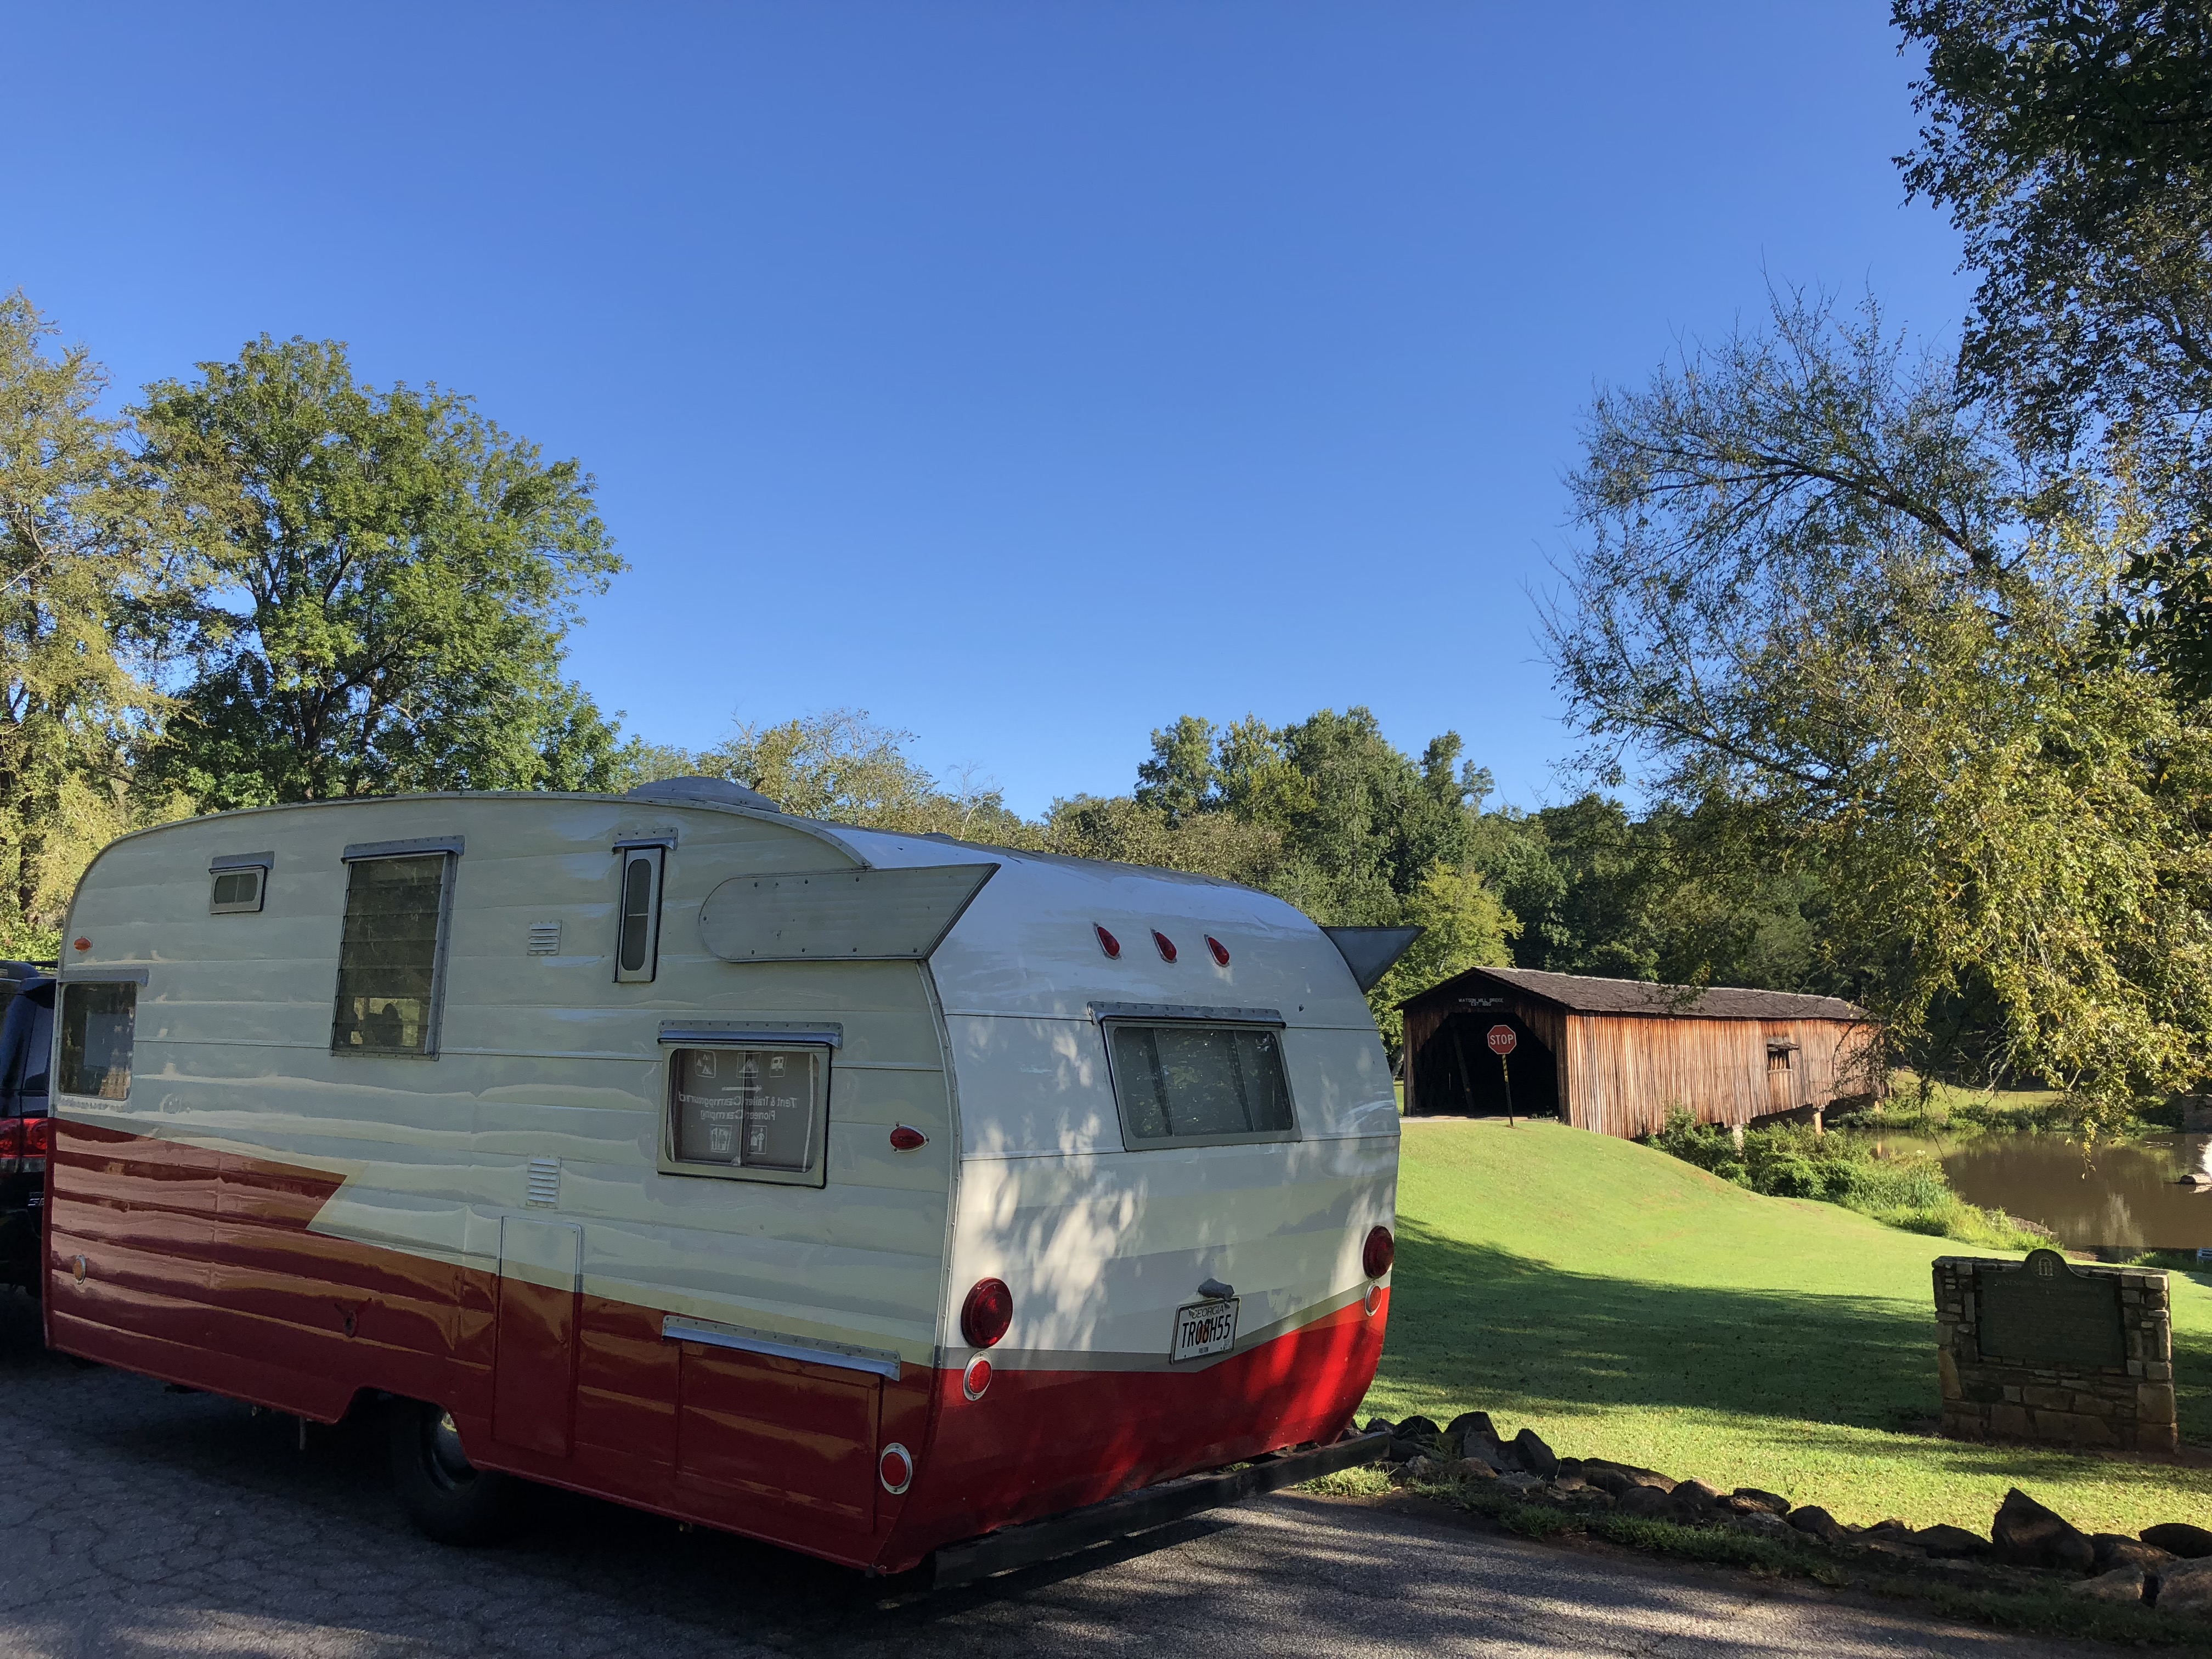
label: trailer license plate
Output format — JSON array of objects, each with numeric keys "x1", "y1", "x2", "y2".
[{"x1": 1171, "y1": 1297, "x2": 1239, "y2": 1363}]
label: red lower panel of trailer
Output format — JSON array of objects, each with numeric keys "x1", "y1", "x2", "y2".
[{"x1": 42, "y1": 1121, "x2": 1387, "y2": 1572}]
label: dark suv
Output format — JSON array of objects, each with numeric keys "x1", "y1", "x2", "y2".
[{"x1": 0, "y1": 964, "x2": 55, "y2": 1294}]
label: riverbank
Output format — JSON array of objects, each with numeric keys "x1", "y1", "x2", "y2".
[{"x1": 1365, "y1": 1119, "x2": 2212, "y2": 1536}]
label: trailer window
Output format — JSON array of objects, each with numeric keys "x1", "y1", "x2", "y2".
[
  {"x1": 58, "y1": 981, "x2": 134, "y2": 1101},
  {"x1": 1105, "y1": 1022, "x2": 1295, "y2": 1147},
  {"x1": 331, "y1": 854, "x2": 452, "y2": 1056},
  {"x1": 614, "y1": 846, "x2": 663, "y2": 983},
  {"x1": 665, "y1": 1046, "x2": 825, "y2": 1183}
]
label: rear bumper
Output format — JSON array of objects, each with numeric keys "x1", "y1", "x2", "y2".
[{"x1": 930, "y1": 1429, "x2": 1390, "y2": 1587}]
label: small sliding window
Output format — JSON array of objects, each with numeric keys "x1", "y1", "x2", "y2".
[
  {"x1": 331, "y1": 838, "x2": 460, "y2": 1058},
  {"x1": 1103, "y1": 1018, "x2": 1297, "y2": 1150},
  {"x1": 659, "y1": 1030, "x2": 834, "y2": 1189}
]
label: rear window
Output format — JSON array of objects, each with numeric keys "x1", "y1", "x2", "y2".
[
  {"x1": 58, "y1": 981, "x2": 134, "y2": 1101},
  {"x1": 1106, "y1": 1022, "x2": 1296, "y2": 1148}
]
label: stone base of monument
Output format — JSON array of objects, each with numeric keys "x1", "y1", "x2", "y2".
[{"x1": 1935, "y1": 1250, "x2": 2177, "y2": 1454}]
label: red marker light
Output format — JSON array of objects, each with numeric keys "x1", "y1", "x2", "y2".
[
  {"x1": 1095, "y1": 925, "x2": 1121, "y2": 959},
  {"x1": 72, "y1": 938, "x2": 89, "y2": 952},
  {"x1": 1206, "y1": 935, "x2": 1230, "y2": 967},
  {"x1": 889, "y1": 1124, "x2": 927, "y2": 1152},
  {"x1": 1152, "y1": 930, "x2": 1177, "y2": 963},
  {"x1": 962, "y1": 1355, "x2": 993, "y2": 1400},
  {"x1": 961, "y1": 1277, "x2": 1013, "y2": 1348},
  {"x1": 878, "y1": 1442, "x2": 914, "y2": 1494},
  {"x1": 1362, "y1": 1225, "x2": 1396, "y2": 1279}
]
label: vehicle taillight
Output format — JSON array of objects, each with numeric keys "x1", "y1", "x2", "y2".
[
  {"x1": 1095, "y1": 925, "x2": 1121, "y2": 959},
  {"x1": 1206, "y1": 935, "x2": 1230, "y2": 966},
  {"x1": 961, "y1": 1277, "x2": 1013, "y2": 1348},
  {"x1": 1362, "y1": 1225, "x2": 1395, "y2": 1279},
  {"x1": 1152, "y1": 930, "x2": 1177, "y2": 963},
  {"x1": 0, "y1": 1118, "x2": 21, "y2": 1172},
  {"x1": 21, "y1": 1117, "x2": 49, "y2": 1169}
]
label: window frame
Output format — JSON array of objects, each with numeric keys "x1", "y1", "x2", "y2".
[
  {"x1": 209, "y1": 851, "x2": 273, "y2": 916},
  {"x1": 612, "y1": 840, "x2": 667, "y2": 984},
  {"x1": 1094, "y1": 1002, "x2": 1301, "y2": 1151},
  {"x1": 656, "y1": 1021, "x2": 839, "y2": 1189},
  {"x1": 330, "y1": 838, "x2": 462, "y2": 1060},
  {"x1": 54, "y1": 970, "x2": 145, "y2": 1105}
]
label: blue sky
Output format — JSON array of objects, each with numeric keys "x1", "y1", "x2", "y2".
[{"x1": 4, "y1": 3, "x2": 1970, "y2": 817}]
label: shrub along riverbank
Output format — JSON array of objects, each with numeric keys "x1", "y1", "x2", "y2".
[
  {"x1": 1643, "y1": 1110, "x2": 2051, "y2": 1250},
  {"x1": 1361, "y1": 1119, "x2": 2212, "y2": 1536}
]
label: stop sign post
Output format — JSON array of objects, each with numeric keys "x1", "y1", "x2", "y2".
[{"x1": 1487, "y1": 1024, "x2": 1518, "y2": 1125}]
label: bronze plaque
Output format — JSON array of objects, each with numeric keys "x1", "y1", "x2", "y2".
[{"x1": 1977, "y1": 1250, "x2": 2124, "y2": 1368}]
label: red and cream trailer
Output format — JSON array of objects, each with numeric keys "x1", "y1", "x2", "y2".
[{"x1": 41, "y1": 778, "x2": 1404, "y2": 1576}]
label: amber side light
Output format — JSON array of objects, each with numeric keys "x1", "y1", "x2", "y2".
[
  {"x1": 961, "y1": 1277, "x2": 1013, "y2": 1348},
  {"x1": 1362, "y1": 1226, "x2": 1395, "y2": 1279}
]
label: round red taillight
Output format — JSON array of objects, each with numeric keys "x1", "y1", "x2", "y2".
[
  {"x1": 962, "y1": 1355, "x2": 993, "y2": 1400},
  {"x1": 1362, "y1": 1225, "x2": 1395, "y2": 1279},
  {"x1": 961, "y1": 1277, "x2": 1013, "y2": 1348},
  {"x1": 888, "y1": 1124, "x2": 927, "y2": 1152},
  {"x1": 1206, "y1": 935, "x2": 1230, "y2": 966},
  {"x1": 878, "y1": 1442, "x2": 913, "y2": 1494},
  {"x1": 1152, "y1": 930, "x2": 1177, "y2": 963},
  {"x1": 72, "y1": 938, "x2": 88, "y2": 952},
  {"x1": 1096, "y1": 925, "x2": 1121, "y2": 959}
]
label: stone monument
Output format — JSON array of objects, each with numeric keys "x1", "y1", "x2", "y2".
[{"x1": 1934, "y1": 1249, "x2": 2176, "y2": 1453}]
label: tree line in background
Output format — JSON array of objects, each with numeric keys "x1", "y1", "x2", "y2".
[{"x1": 8, "y1": 2, "x2": 2212, "y2": 1120}]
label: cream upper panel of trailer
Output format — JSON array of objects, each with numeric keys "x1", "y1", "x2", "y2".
[{"x1": 826, "y1": 826, "x2": 1398, "y2": 1156}]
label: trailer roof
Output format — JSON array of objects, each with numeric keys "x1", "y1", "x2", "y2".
[{"x1": 1402, "y1": 963, "x2": 1867, "y2": 1023}]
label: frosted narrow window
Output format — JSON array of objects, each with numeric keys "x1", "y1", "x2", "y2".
[
  {"x1": 614, "y1": 847, "x2": 664, "y2": 983},
  {"x1": 1105, "y1": 1022, "x2": 1295, "y2": 1148}
]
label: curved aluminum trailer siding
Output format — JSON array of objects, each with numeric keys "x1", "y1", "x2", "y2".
[{"x1": 43, "y1": 789, "x2": 1398, "y2": 1572}]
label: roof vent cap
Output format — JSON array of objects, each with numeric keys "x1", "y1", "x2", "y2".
[{"x1": 624, "y1": 776, "x2": 781, "y2": 812}]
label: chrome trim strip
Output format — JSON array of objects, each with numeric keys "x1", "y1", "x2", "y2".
[
  {"x1": 1087, "y1": 1001, "x2": 1284, "y2": 1025},
  {"x1": 661, "y1": 1314, "x2": 902, "y2": 1380},
  {"x1": 657, "y1": 1021, "x2": 843, "y2": 1048}
]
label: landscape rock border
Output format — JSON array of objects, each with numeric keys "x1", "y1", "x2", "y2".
[{"x1": 1364, "y1": 1412, "x2": 2212, "y2": 1626}]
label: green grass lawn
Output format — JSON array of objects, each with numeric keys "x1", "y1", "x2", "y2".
[{"x1": 1364, "y1": 1119, "x2": 2212, "y2": 1537}]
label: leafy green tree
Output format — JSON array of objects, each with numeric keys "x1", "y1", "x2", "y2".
[
  {"x1": 1550, "y1": 285, "x2": 2212, "y2": 1125},
  {"x1": 695, "y1": 708, "x2": 1034, "y2": 842},
  {"x1": 138, "y1": 337, "x2": 625, "y2": 806},
  {"x1": 0, "y1": 294, "x2": 195, "y2": 952},
  {"x1": 1133, "y1": 714, "x2": 1218, "y2": 823},
  {"x1": 1367, "y1": 860, "x2": 1518, "y2": 1052},
  {"x1": 1895, "y1": 0, "x2": 2212, "y2": 688}
]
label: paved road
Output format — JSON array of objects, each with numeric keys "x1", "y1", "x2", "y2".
[{"x1": 0, "y1": 1295, "x2": 2126, "y2": 1659}]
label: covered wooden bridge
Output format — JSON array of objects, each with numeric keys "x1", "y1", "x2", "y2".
[{"x1": 1398, "y1": 965, "x2": 1882, "y2": 1138}]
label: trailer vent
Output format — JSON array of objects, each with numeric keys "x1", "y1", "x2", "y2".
[
  {"x1": 527, "y1": 922, "x2": 561, "y2": 956},
  {"x1": 526, "y1": 1158, "x2": 561, "y2": 1208}
]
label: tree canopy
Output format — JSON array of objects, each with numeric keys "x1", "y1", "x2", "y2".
[{"x1": 138, "y1": 336, "x2": 627, "y2": 806}]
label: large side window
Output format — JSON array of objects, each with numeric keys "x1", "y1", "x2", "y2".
[
  {"x1": 332, "y1": 847, "x2": 456, "y2": 1057},
  {"x1": 614, "y1": 845, "x2": 664, "y2": 983},
  {"x1": 1105, "y1": 1020, "x2": 1297, "y2": 1148},
  {"x1": 661, "y1": 1042, "x2": 829, "y2": 1187},
  {"x1": 58, "y1": 981, "x2": 136, "y2": 1101}
]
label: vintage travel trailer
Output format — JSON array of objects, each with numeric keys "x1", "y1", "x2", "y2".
[{"x1": 41, "y1": 780, "x2": 1403, "y2": 1577}]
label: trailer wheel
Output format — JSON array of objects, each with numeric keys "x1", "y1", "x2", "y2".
[{"x1": 388, "y1": 1400, "x2": 522, "y2": 1545}]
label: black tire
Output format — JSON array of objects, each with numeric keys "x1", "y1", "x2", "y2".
[{"x1": 388, "y1": 1398, "x2": 523, "y2": 1545}]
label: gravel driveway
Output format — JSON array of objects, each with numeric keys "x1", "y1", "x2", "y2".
[{"x1": 0, "y1": 1294, "x2": 2128, "y2": 1658}]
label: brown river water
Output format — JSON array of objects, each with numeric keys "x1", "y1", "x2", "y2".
[{"x1": 1868, "y1": 1131, "x2": 2212, "y2": 1253}]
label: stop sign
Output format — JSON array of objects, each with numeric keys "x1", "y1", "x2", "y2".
[{"x1": 1487, "y1": 1024, "x2": 1517, "y2": 1057}]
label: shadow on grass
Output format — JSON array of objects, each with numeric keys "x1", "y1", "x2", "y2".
[{"x1": 1384, "y1": 1218, "x2": 2211, "y2": 1447}]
